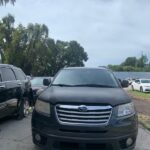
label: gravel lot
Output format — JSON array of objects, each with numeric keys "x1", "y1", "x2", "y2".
[{"x1": 0, "y1": 116, "x2": 150, "y2": 150}]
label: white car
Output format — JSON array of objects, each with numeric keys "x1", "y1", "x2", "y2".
[{"x1": 131, "y1": 79, "x2": 150, "y2": 92}]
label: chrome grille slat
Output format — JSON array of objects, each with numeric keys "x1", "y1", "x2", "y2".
[
  {"x1": 56, "y1": 104, "x2": 112, "y2": 126},
  {"x1": 57, "y1": 109, "x2": 111, "y2": 115},
  {"x1": 58, "y1": 114, "x2": 109, "y2": 119},
  {"x1": 59, "y1": 118, "x2": 108, "y2": 123},
  {"x1": 58, "y1": 105, "x2": 112, "y2": 110}
]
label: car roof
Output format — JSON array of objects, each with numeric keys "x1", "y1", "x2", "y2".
[{"x1": 0, "y1": 64, "x2": 21, "y2": 70}]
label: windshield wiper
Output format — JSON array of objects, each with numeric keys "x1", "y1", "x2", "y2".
[
  {"x1": 52, "y1": 84, "x2": 116, "y2": 88},
  {"x1": 51, "y1": 84, "x2": 75, "y2": 87},
  {"x1": 71, "y1": 84, "x2": 116, "y2": 88}
]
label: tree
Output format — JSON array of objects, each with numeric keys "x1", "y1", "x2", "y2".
[
  {"x1": 137, "y1": 54, "x2": 148, "y2": 68},
  {"x1": 45, "y1": 40, "x2": 88, "y2": 76},
  {"x1": 56, "y1": 40, "x2": 88, "y2": 66},
  {"x1": 108, "y1": 54, "x2": 150, "y2": 72},
  {"x1": 0, "y1": 14, "x2": 15, "y2": 62},
  {"x1": 0, "y1": 14, "x2": 88, "y2": 76},
  {"x1": 0, "y1": 0, "x2": 15, "y2": 5},
  {"x1": 5, "y1": 23, "x2": 51, "y2": 75},
  {"x1": 121, "y1": 57, "x2": 137, "y2": 67}
]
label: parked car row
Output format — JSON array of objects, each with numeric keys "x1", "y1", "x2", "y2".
[
  {"x1": 119, "y1": 77, "x2": 150, "y2": 93},
  {"x1": 0, "y1": 65, "x2": 138, "y2": 150},
  {"x1": 131, "y1": 78, "x2": 150, "y2": 92},
  {"x1": 125, "y1": 78, "x2": 136, "y2": 85}
]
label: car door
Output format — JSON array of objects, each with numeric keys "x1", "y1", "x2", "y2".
[
  {"x1": 135, "y1": 80, "x2": 140, "y2": 91},
  {"x1": 1, "y1": 67, "x2": 20, "y2": 115},
  {"x1": 133, "y1": 80, "x2": 137, "y2": 90},
  {"x1": 0, "y1": 68, "x2": 8, "y2": 118},
  {"x1": 13, "y1": 69, "x2": 28, "y2": 96}
]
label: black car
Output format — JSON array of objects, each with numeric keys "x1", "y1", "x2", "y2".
[
  {"x1": 31, "y1": 77, "x2": 51, "y2": 102},
  {"x1": 32, "y1": 67, "x2": 138, "y2": 150},
  {"x1": 0, "y1": 64, "x2": 32, "y2": 119}
]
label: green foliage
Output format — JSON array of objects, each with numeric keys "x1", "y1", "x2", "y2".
[
  {"x1": 108, "y1": 55, "x2": 150, "y2": 72},
  {"x1": 0, "y1": 14, "x2": 88, "y2": 76},
  {"x1": 137, "y1": 54, "x2": 148, "y2": 68},
  {"x1": 0, "y1": 0, "x2": 15, "y2": 5},
  {"x1": 121, "y1": 57, "x2": 137, "y2": 67}
]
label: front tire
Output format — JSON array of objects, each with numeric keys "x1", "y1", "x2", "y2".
[
  {"x1": 132, "y1": 85, "x2": 134, "y2": 91},
  {"x1": 140, "y1": 86, "x2": 143, "y2": 92},
  {"x1": 16, "y1": 98, "x2": 30, "y2": 120}
]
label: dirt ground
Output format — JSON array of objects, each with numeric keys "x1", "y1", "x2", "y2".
[
  {"x1": 124, "y1": 87, "x2": 150, "y2": 116},
  {"x1": 133, "y1": 99, "x2": 150, "y2": 116}
]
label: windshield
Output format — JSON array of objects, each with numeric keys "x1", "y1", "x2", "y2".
[
  {"x1": 141, "y1": 80, "x2": 150, "y2": 83},
  {"x1": 52, "y1": 69, "x2": 119, "y2": 87},
  {"x1": 31, "y1": 77, "x2": 44, "y2": 86}
]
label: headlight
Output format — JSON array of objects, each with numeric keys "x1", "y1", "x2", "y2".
[
  {"x1": 145, "y1": 86, "x2": 150, "y2": 88},
  {"x1": 117, "y1": 102, "x2": 135, "y2": 117},
  {"x1": 35, "y1": 99, "x2": 50, "y2": 116}
]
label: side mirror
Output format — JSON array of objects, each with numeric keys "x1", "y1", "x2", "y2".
[
  {"x1": 121, "y1": 80, "x2": 129, "y2": 88},
  {"x1": 27, "y1": 75, "x2": 31, "y2": 81},
  {"x1": 43, "y1": 78, "x2": 51, "y2": 86}
]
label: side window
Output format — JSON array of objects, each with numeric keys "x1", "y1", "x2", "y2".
[
  {"x1": 14, "y1": 69, "x2": 26, "y2": 80},
  {"x1": 135, "y1": 80, "x2": 140, "y2": 83},
  {"x1": 1, "y1": 68, "x2": 16, "y2": 81}
]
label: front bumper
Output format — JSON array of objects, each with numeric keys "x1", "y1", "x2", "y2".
[
  {"x1": 143, "y1": 87, "x2": 150, "y2": 92},
  {"x1": 32, "y1": 110, "x2": 138, "y2": 150},
  {"x1": 32, "y1": 129, "x2": 137, "y2": 150}
]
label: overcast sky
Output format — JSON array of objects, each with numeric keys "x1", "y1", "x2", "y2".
[{"x1": 0, "y1": 0, "x2": 150, "y2": 67}]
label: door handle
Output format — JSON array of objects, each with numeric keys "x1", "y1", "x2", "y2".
[{"x1": 0, "y1": 85, "x2": 5, "y2": 88}]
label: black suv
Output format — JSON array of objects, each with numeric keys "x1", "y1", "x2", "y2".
[
  {"x1": 0, "y1": 64, "x2": 32, "y2": 119},
  {"x1": 32, "y1": 67, "x2": 138, "y2": 150}
]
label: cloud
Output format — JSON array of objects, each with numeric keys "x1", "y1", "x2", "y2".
[{"x1": 0, "y1": 0, "x2": 150, "y2": 66}]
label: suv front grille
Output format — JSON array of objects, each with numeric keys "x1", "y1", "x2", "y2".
[{"x1": 55, "y1": 104, "x2": 112, "y2": 126}]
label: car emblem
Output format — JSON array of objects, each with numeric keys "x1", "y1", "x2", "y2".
[{"x1": 78, "y1": 105, "x2": 88, "y2": 112}]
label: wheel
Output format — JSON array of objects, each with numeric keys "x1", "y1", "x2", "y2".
[
  {"x1": 16, "y1": 98, "x2": 30, "y2": 120},
  {"x1": 23, "y1": 99, "x2": 30, "y2": 117},
  {"x1": 140, "y1": 86, "x2": 143, "y2": 92},
  {"x1": 132, "y1": 85, "x2": 134, "y2": 91}
]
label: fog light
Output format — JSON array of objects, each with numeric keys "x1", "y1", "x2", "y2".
[
  {"x1": 35, "y1": 134, "x2": 41, "y2": 142},
  {"x1": 126, "y1": 138, "x2": 133, "y2": 146}
]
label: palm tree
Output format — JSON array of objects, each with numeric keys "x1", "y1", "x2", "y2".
[{"x1": 0, "y1": 0, "x2": 15, "y2": 5}]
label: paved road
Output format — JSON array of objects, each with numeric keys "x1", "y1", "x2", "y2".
[{"x1": 0, "y1": 116, "x2": 150, "y2": 150}]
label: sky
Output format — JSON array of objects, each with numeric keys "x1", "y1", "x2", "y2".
[{"x1": 0, "y1": 0, "x2": 150, "y2": 67}]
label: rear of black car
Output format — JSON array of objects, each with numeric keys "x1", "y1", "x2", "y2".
[{"x1": 32, "y1": 67, "x2": 138, "y2": 150}]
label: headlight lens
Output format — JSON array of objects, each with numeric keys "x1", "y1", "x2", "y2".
[
  {"x1": 145, "y1": 86, "x2": 150, "y2": 88},
  {"x1": 117, "y1": 102, "x2": 135, "y2": 117},
  {"x1": 35, "y1": 99, "x2": 50, "y2": 116}
]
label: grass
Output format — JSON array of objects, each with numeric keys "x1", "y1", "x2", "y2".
[
  {"x1": 138, "y1": 114, "x2": 150, "y2": 131},
  {"x1": 127, "y1": 90, "x2": 150, "y2": 101}
]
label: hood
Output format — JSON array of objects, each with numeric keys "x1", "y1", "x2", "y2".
[{"x1": 39, "y1": 86, "x2": 131, "y2": 107}]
